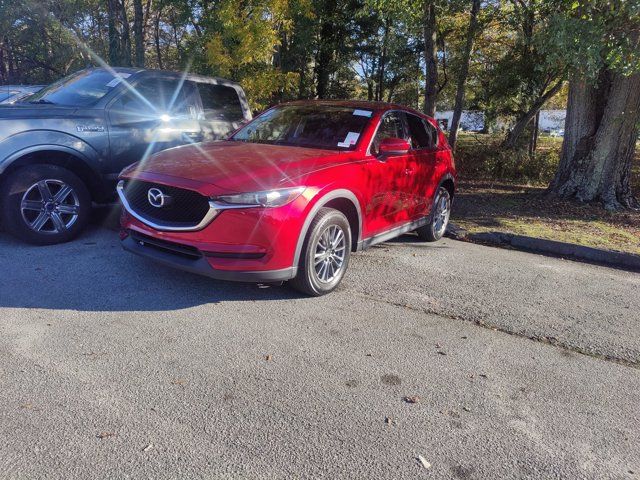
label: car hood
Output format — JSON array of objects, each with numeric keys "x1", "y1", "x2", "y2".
[{"x1": 122, "y1": 141, "x2": 358, "y2": 194}]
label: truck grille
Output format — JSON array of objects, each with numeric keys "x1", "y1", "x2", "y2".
[{"x1": 120, "y1": 180, "x2": 212, "y2": 228}]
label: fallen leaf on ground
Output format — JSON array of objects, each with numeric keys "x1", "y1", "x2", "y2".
[
  {"x1": 417, "y1": 455, "x2": 431, "y2": 469},
  {"x1": 403, "y1": 396, "x2": 420, "y2": 404},
  {"x1": 97, "y1": 432, "x2": 116, "y2": 439},
  {"x1": 142, "y1": 443, "x2": 153, "y2": 452},
  {"x1": 265, "y1": 355, "x2": 272, "y2": 361}
]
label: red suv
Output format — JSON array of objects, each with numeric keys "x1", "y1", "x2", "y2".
[{"x1": 118, "y1": 101, "x2": 456, "y2": 295}]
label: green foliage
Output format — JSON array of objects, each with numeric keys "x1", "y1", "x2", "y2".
[
  {"x1": 5, "y1": 0, "x2": 634, "y2": 113},
  {"x1": 541, "y1": 0, "x2": 640, "y2": 78},
  {"x1": 204, "y1": 0, "x2": 308, "y2": 110},
  {"x1": 456, "y1": 134, "x2": 561, "y2": 184}
]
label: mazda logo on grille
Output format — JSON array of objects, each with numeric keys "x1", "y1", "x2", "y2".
[{"x1": 147, "y1": 188, "x2": 170, "y2": 208}]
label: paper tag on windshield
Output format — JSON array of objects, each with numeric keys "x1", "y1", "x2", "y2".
[
  {"x1": 106, "y1": 73, "x2": 131, "y2": 88},
  {"x1": 337, "y1": 131, "x2": 360, "y2": 148},
  {"x1": 353, "y1": 109, "x2": 372, "y2": 117}
]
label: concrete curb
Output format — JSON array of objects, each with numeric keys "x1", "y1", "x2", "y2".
[{"x1": 445, "y1": 224, "x2": 640, "y2": 272}]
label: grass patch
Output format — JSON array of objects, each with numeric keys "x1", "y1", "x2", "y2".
[
  {"x1": 453, "y1": 181, "x2": 640, "y2": 255},
  {"x1": 451, "y1": 133, "x2": 640, "y2": 256}
]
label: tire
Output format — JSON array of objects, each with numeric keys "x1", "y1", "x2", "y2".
[
  {"x1": 289, "y1": 207, "x2": 352, "y2": 296},
  {"x1": 416, "y1": 186, "x2": 451, "y2": 242},
  {"x1": 0, "y1": 165, "x2": 91, "y2": 245}
]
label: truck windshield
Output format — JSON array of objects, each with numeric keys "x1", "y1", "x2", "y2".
[
  {"x1": 231, "y1": 105, "x2": 373, "y2": 151},
  {"x1": 26, "y1": 70, "x2": 129, "y2": 107}
]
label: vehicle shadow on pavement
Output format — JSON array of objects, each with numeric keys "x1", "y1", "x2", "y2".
[
  {"x1": 381, "y1": 233, "x2": 454, "y2": 248},
  {"x1": 0, "y1": 225, "x2": 304, "y2": 313}
]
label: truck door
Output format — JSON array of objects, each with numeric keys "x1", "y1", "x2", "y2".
[{"x1": 107, "y1": 77, "x2": 202, "y2": 172}]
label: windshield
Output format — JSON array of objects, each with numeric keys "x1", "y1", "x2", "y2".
[
  {"x1": 26, "y1": 70, "x2": 130, "y2": 107},
  {"x1": 231, "y1": 105, "x2": 373, "y2": 150}
]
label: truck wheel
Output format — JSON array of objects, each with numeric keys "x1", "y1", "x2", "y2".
[
  {"x1": 1, "y1": 165, "x2": 91, "y2": 245},
  {"x1": 289, "y1": 208, "x2": 352, "y2": 296}
]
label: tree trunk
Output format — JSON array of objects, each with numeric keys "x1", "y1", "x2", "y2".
[
  {"x1": 154, "y1": 11, "x2": 163, "y2": 70},
  {"x1": 315, "y1": 18, "x2": 333, "y2": 98},
  {"x1": 550, "y1": 72, "x2": 640, "y2": 209},
  {"x1": 0, "y1": 37, "x2": 7, "y2": 83},
  {"x1": 376, "y1": 18, "x2": 390, "y2": 102},
  {"x1": 423, "y1": 0, "x2": 438, "y2": 116},
  {"x1": 107, "y1": 0, "x2": 121, "y2": 65},
  {"x1": 133, "y1": 0, "x2": 145, "y2": 67},
  {"x1": 503, "y1": 80, "x2": 563, "y2": 149},
  {"x1": 448, "y1": 0, "x2": 480, "y2": 150},
  {"x1": 120, "y1": 0, "x2": 132, "y2": 66},
  {"x1": 107, "y1": 0, "x2": 131, "y2": 66},
  {"x1": 528, "y1": 110, "x2": 540, "y2": 156}
]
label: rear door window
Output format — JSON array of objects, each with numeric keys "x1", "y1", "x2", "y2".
[
  {"x1": 406, "y1": 113, "x2": 438, "y2": 150},
  {"x1": 112, "y1": 78, "x2": 194, "y2": 117},
  {"x1": 197, "y1": 83, "x2": 244, "y2": 121}
]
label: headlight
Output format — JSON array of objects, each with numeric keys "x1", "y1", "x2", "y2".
[{"x1": 215, "y1": 187, "x2": 305, "y2": 208}]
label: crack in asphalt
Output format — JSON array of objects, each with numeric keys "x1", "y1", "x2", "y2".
[{"x1": 353, "y1": 291, "x2": 640, "y2": 371}]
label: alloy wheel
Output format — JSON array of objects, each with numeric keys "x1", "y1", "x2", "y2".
[
  {"x1": 20, "y1": 179, "x2": 81, "y2": 234},
  {"x1": 433, "y1": 188, "x2": 451, "y2": 238},
  {"x1": 313, "y1": 224, "x2": 347, "y2": 283}
]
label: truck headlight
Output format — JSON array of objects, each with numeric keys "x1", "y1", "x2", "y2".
[{"x1": 215, "y1": 187, "x2": 305, "y2": 208}]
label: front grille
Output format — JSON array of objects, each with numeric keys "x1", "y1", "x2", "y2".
[
  {"x1": 129, "y1": 230, "x2": 202, "y2": 260},
  {"x1": 122, "y1": 180, "x2": 211, "y2": 227}
]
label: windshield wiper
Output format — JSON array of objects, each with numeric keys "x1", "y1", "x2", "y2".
[{"x1": 29, "y1": 99, "x2": 55, "y2": 105}]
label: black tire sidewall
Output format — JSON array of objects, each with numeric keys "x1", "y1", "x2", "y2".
[
  {"x1": 417, "y1": 186, "x2": 450, "y2": 242},
  {"x1": 1, "y1": 165, "x2": 91, "y2": 245},
  {"x1": 292, "y1": 208, "x2": 352, "y2": 296}
]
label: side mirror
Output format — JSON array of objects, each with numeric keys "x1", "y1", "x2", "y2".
[{"x1": 378, "y1": 137, "x2": 410, "y2": 156}]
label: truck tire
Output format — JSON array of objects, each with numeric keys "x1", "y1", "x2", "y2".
[{"x1": 1, "y1": 165, "x2": 91, "y2": 245}]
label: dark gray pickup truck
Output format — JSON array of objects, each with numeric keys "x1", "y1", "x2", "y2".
[{"x1": 0, "y1": 67, "x2": 251, "y2": 244}]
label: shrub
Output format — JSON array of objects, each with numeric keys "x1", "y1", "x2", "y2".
[{"x1": 454, "y1": 133, "x2": 561, "y2": 185}]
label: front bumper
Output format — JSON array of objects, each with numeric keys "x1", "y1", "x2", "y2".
[{"x1": 122, "y1": 233, "x2": 297, "y2": 283}]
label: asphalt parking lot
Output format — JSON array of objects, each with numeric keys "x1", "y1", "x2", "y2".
[{"x1": 0, "y1": 217, "x2": 639, "y2": 479}]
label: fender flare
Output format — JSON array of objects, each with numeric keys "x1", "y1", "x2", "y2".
[
  {"x1": 0, "y1": 130, "x2": 103, "y2": 176},
  {"x1": 1, "y1": 144, "x2": 96, "y2": 172},
  {"x1": 292, "y1": 189, "x2": 363, "y2": 267}
]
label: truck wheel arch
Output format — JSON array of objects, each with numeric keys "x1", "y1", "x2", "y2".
[{"x1": 1, "y1": 148, "x2": 105, "y2": 202}]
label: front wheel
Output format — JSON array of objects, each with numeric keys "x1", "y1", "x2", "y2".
[
  {"x1": 0, "y1": 165, "x2": 91, "y2": 245},
  {"x1": 289, "y1": 208, "x2": 352, "y2": 296},
  {"x1": 416, "y1": 186, "x2": 451, "y2": 242}
]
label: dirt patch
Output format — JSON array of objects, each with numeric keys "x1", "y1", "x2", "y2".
[{"x1": 452, "y1": 180, "x2": 640, "y2": 255}]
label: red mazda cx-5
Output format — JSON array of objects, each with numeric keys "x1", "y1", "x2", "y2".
[{"x1": 118, "y1": 100, "x2": 456, "y2": 295}]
